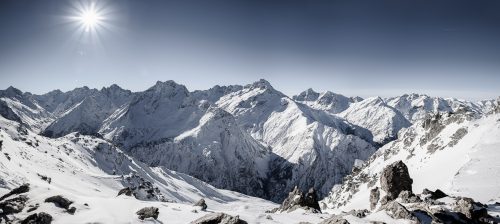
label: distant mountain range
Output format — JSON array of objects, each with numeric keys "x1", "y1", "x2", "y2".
[{"x1": 0, "y1": 79, "x2": 499, "y2": 223}]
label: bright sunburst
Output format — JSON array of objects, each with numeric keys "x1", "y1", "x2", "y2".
[
  {"x1": 68, "y1": 1, "x2": 108, "y2": 35},
  {"x1": 77, "y1": 3, "x2": 103, "y2": 32}
]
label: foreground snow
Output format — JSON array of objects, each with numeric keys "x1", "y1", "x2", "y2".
[{"x1": 0, "y1": 116, "x2": 327, "y2": 223}]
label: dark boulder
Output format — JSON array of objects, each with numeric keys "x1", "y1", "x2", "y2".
[
  {"x1": 21, "y1": 212, "x2": 53, "y2": 224},
  {"x1": 44, "y1": 195, "x2": 73, "y2": 209},
  {"x1": 422, "y1": 188, "x2": 447, "y2": 200},
  {"x1": 275, "y1": 186, "x2": 321, "y2": 213},
  {"x1": 303, "y1": 188, "x2": 321, "y2": 211},
  {"x1": 136, "y1": 206, "x2": 159, "y2": 220},
  {"x1": 380, "y1": 161, "x2": 413, "y2": 200},
  {"x1": 117, "y1": 187, "x2": 134, "y2": 197},
  {"x1": 190, "y1": 212, "x2": 247, "y2": 224}
]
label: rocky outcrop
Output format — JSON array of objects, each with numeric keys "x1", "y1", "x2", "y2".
[
  {"x1": 136, "y1": 206, "x2": 159, "y2": 220},
  {"x1": 380, "y1": 160, "x2": 413, "y2": 200},
  {"x1": 21, "y1": 212, "x2": 53, "y2": 224},
  {"x1": 0, "y1": 195, "x2": 28, "y2": 214},
  {"x1": 0, "y1": 183, "x2": 30, "y2": 201},
  {"x1": 194, "y1": 198, "x2": 207, "y2": 211},
  {"x1": 379, "y1": 201, "x2": 416, "y2": 221},
  {"x1": 398, "y1": 190, "x2": 421, "y2": 203},
  {"x1": 274, "y1": 186, "x2": 321, "y2": 213},
  {"x1": 369, "y1": 187, "x2": 379, "y2": 210},
  {"x1": 453, "y1": 197, "x2": 488, "y2": 221},
  {"x1": 190, "y1": 212, "x2": 247, "y2": 224}
]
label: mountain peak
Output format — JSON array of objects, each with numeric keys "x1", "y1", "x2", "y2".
[
  {"x1": 293, "y1": 88, "x2": 320, "y2": 101},
  {"x1": 247, "y1": 79, "x2": 275, "y2": 90},
  {"x1": 146, "y1": 80, "x2": 189, "y2": 98},
  {"x1": 3, "y1": 86, "x2": 23, "y2": 96}
]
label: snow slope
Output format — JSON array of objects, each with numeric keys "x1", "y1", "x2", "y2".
[
  {"x1": 0, "y1": 115, "x2": 328, "y2": 224},
  {"x1": 322, "y1": 110, "x2": 500, "y2": 212}
]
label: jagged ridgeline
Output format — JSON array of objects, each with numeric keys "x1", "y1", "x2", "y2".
[
  {"x1": 0, "y1": 80, "x2": 499, "y2": 223},
  {"x1": 0, "y1": 80, "x2": 498, "y2": 202}
]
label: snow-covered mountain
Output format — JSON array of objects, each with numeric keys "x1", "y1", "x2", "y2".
[
  {"x1": 0, "y1": 80, "x2": 498, "y2": 223},
  {"x1": 321, "y1": 107, "x2": 500, "y2": 212},
  {"x1": 216, "y1": 80, "x2": 377, "y2": 201}
]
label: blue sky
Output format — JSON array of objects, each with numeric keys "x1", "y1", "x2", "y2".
[{"x1": 0, "y1": 0, "x2": 499, "y2": 100}]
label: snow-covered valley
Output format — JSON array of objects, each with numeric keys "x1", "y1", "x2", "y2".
[{"x1": 0, "y1": 80, "x2": 499, "y2": 223}]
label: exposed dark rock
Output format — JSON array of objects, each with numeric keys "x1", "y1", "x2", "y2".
[
  {"x1": 136, "y1": 206, "x2": 159, "y2": 220},
  {"x1": 398, "y1": 190, "x2": 421, "y2": 203},
  {"x1": 44, "y1": 195, "x2": 73, "y2": 209},
  {"x1": 21, "y1": 212, "x2": 52, "y2": 224},
  {"x1": 117, "y1": 187, "x2": 134, "y2": 197},
  {"x1": 0, "y1": 195, "x2": 28, "y2": 214},
  {"x1": 318, "y1": 216, "x2": 350, "y2": 224},
  {"x1": 369, "y1": 187, "x2": 380, "y2": 210},
  {"x1": 0, "y1": 183, "x2": 30, "y2": 201},
  {"x1": 26, "y1": 203, "x2": 39, "y2": 212},
  {"x1": 190, "y1": 212, "x2": 247, "y2": 224},
  {"x1": 275, "y1": 186, "x2": 321, "y2": 213},
  {"x1": 37, "y1": 174, "x2": 52, "y2": 184},
  {"x1": 453, "y1": 197, "x2": 488, "y2": 221},
  {"x1": 421, "y1": 188, "x2": 448, "y2": 200},
  {"x1": 346, "y1": 209, "x2": 369, "y2": 218},
  {"x1": 194, "y1": 198, "x2": 207, "y2": 211},
  {"x1": 303, "y1": 188, "x2": 321, "y2": 211},
  {"x1": 380, "y1": 161, "x2": 413, "y2": 200},
  {"x1": 379, "y1": 201, "x2": 416, "y2": 221},
  {"x1": 67, "y1": 206, "x2": 77, "y2": 215}
]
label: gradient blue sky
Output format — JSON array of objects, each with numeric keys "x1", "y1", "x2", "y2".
[{"x1": 0, "y1": 0, "x2": 499, "y2": 100}]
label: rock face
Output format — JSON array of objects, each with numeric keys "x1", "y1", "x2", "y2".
[
  {"x1": 190, "y1": 212, "x2": 247, "y2": 224},
  {"x1": 193, "y1": 198, "x2": 207, "y2": 211},
  {"x1": 369, "y1": 187, "x2": 380, "y2": 210},
  {"x1": 136, "y1": 206, "x2": 159, "y2": 220},
  {"x1": 380, "y1": 160, "x2": 413, "y2": 200},
  {"x1": 21, "y1": 212, "x2": 53, "y2": 224},
  {"x1": 44, "y1": 195, "x2": 73, "y2": 209},
  {"x1": 275, "y1": 186, "x2": 321, "y2": 213}
]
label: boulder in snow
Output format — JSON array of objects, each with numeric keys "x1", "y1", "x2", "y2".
[
  {"x1": 44, "y1": 195, "x2": 73, "y2": 209},
  {"x1": 190, "y1": 212, "x2": 247, "y2": 224},
  {"x1": 136, "y1": 206, "x2": 159, "y2": 220},
  {"x1": 380, "y1": 160, "x2": 413, "y2": 200},
  {"x1": 193, "y1": 198, "x2": 207, "y2": 211}
]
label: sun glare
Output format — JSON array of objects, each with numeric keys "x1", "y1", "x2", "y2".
[{"x1": 74, "y1": 3, "x2": 104, "y2": 33}]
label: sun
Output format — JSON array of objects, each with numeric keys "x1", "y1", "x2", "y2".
[{"x1": 77, "y1": 4, "x2": 103, "y2": 32}]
